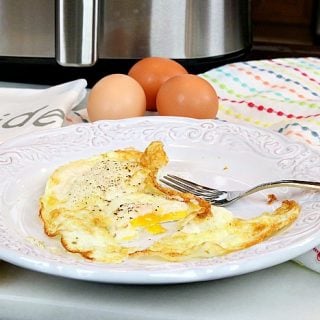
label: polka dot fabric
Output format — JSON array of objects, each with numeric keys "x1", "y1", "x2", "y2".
[{"x1": 201, "y1": 57, "x2": 320, "y2": 149}]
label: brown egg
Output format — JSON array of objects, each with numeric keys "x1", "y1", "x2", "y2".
[
  {"x1": 128, "y1": 57, "x2": 188, "y2": 111},
  {"x1": 87, "y1": 74, "x2": 146, "y2": 121},
  {"x1": 156, "y1": 74, "x2": 219, "y2": 119}
]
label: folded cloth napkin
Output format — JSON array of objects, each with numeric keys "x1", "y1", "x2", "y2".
[{"x1": 0, "y1": 79, "x2": 87, "y2": 143}]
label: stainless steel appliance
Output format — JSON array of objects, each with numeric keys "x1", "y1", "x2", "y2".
[{"x1": 0, "y1": 0, "x2": 251, "y2": 85}]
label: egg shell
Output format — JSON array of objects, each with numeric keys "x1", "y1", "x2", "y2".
[
  {"x1": 156, "y1": 74, "x2": 219, "y2": 119},
  {"x1": 128, "y1": 57, "x2": 188, "y2": 111},
  {"x1": 87, "y1": 74, "x2": 146, "y2": 121}
]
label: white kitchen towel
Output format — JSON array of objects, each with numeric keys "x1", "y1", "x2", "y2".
[{"x1": 0, "y1": 79, "x2": 87, "y2": 143}]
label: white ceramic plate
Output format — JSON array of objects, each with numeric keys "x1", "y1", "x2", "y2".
[{"x1": 1, "y1": 117, "x2": 320, "y2": 284}]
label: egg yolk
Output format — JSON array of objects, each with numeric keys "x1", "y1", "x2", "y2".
[{"x1": 130, "y1": 211, "x2": 188, "y2": 234}]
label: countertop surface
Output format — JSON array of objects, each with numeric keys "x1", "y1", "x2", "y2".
[{"x1": 1, "y1": 260, "x2": 320, "y2": 320}]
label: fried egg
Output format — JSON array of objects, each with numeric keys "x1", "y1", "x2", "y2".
[{"x1": 39, "y1": 141, "x2": 300, "y2": 263}]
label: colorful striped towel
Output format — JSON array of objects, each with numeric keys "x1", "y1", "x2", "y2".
[{"x1": 201, "y1": 57, "x2": 320, "y2": 149}]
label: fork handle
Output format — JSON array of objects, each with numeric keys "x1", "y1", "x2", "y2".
[{"x1": 244, "y1": 179, "x2": 320, "y2": 197}]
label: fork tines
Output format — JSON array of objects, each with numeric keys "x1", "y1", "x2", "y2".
[{"x1": 160, "y1": 174, "x2": 219, "y2": 197}]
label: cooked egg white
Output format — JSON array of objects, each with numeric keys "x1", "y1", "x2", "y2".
[
  {"x1": 39, "y1": 141, "x2": 300, "y2": 263},
  {"x1": 138, "y1": 199, "x2": 300, "y2": 261},
  {"x1": 39, "y1": 141, "x2": 211, "y2": 262}
]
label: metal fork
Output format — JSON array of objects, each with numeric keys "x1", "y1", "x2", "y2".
[{"x1": 160, "y1": 174, "x2": 320, "y2": 206}]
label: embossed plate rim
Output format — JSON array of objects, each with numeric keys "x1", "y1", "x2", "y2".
[{"x1": 0, "y1": 116, "x2": 320, "y2": 284}]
